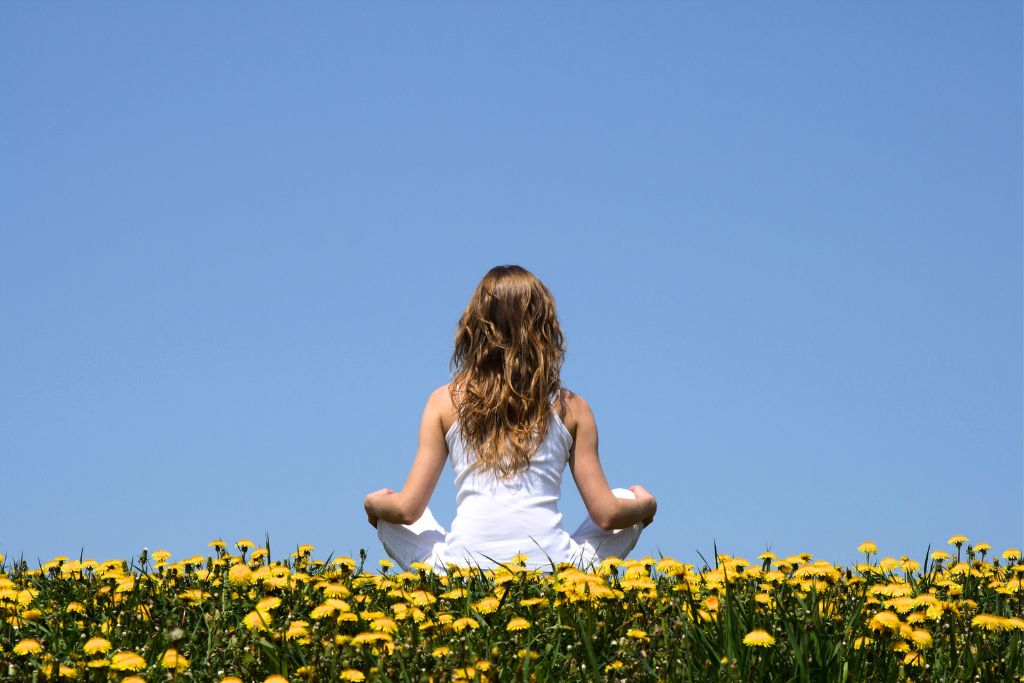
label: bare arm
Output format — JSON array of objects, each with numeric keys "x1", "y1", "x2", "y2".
[
  {"x1": 363, "y1": 385, "x2": 451, "y2": 526},
  {"x1": 566, "y1": 393, "x2": 657, "y2": 531}
]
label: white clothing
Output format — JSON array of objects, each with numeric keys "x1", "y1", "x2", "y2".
[{"x1": 377, "y1": 402, "x2": 644, "y2": 573}]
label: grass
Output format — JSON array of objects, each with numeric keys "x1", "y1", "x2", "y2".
[{"x1": 0, "y1": 538, "x2": 1021, "y2": 682}]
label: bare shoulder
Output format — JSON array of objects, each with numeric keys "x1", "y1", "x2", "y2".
[
  {"x1": 429, "y1": 383, "x2": 458, "y2": 434},
  {"x1": 557, "y1": 387, "x2": 595, "y2": 439}
]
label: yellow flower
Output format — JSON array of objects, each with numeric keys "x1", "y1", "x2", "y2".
[
  {"x1": 431, "y1": 646, "x2": 451, "y2": 657},
  {"x1": 110, "y1": 651, "x2": 147, "y2": 671},
  {"x1": 219, "y1": 678, "x2": 244, "y2": 683},
  {"x1": 451, "y1": 616, "x2": 479, "y2": 632},
  {"x1": 929, "y1": 550, "x2": 950, "y2": 561},
  {"x1": 472, "y1": 596, "x2": 500, "y2": 614},
  {"x1": 244, "y1": 610, "x2": 272, "y2": 630},
  {"x1": 379, "y1": 559, "x2": 394, "y2": 569},
  {"x1": 332, "y1": 557, "x2": 357, "y2": 570},
  {"x1": 122, "y1": 677, "x2": 146, "y2": 683},
  {"x1": 868, "y1": 611, "x2": 902, "y2": 632},
  {"x1": 256, "y1": 596, "x2": 282, "y2": 613},
  {"x1": 208, "y1": 539, "x2": 226, "y2": 549},
  {"x1": 605, "y1": 661, "x2": 625, "y2": 672},
  {"x1": 974, "y1": 542, "x2": 991, "y2": 553},
  {"x1": 742, "y1": 629, "x2": 775, "y2": 647},
  {"x1": 235, "y1": 539, "x2": 255, "y2": 550},
  {"x1": 857, "y1": 542, "x2": 878, "y2": 554},
  {"x1": 286, "y1": 621, "x2": 309, "y2": 640},
  {"x1": 264, "y1": 677, "x2": 288, "y2": 683},
  {"x1": 228, "y1": 564, "x2": 253, "y2": 585},
  {"x1": 161, "y1": 648, "x2": 189, "y2": 670},
  {"x1": 626, "y1": 628, "x2": 648, "y2": 641},
  {"x1": 1002, "y1": 617, "x2": 1024, "y2": 631},
  {"x1": 853, "y1": 636, "x2": 873, "y2": 649},
  {"x1": 84, "y1": 637, "x2": 112, "y2": 654},
  {"x1": 947, "y1": 535, "x2": 968, "y2": 546},
  {"x1": 519, "y1": 597, "x2": 547, "y2": 607},
  {"x1": 13, "y1": 638, "x2": 42, "y2": 655},
  {"x1": 1004, "y1": 548, "x2": 1022, "y2": 560},
  {"x1": 151, "y1": 550, "x2": 171, "y2": 562},
  {"x1": 910, "y1": 629, "x2": 933, "y2": 648},
  {"x1": 370, "y1": 617, "x2": 398, "y2": 633},
  {"x1": 972, "y1": 614, "x2": 1005, "y2": 631},
  {"x1": 351, "y1": 632, "x2": 393, "y2": 646},
  {"x1": 340, "y1": 671, "x2": 366, "y2": 682},
  {"x1": 903, "y1": 651, "x2": 924, "y2": 667},
  {"x1": 506, "y1": 617, "x2": 530, "y2": 631}
]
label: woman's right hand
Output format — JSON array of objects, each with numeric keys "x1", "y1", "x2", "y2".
[{"x1": 628, "y1": 484, "x2": 657, "y2": 528}]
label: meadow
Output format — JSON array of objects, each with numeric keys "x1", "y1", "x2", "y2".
[{"x1": 1, "y1": 536, "x2": 1021, "y2": 682}]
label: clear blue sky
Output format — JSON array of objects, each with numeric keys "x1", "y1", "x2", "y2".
[{"x1": 1, "y1": 2, "x2": 1020, "y2": 570}]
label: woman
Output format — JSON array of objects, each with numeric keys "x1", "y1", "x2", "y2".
[{"x1": 363, "y1": 265, "x2": 657, "y2": 572}]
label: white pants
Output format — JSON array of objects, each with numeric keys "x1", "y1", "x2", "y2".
[{"x1": 377, "y1": 487, "x2": 644, "y2": 573}]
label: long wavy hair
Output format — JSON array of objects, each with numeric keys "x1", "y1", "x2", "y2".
[{"x1": 450, "y1": 265, "x2": 566, "y2": 480}]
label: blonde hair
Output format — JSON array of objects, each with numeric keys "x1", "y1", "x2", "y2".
[{"x1": 450, "y1": 265, "x2": 566, "y2": 480}]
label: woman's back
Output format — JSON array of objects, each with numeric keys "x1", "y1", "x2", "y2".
[{"x1": 438, "y1": 396, "x2": 577, "y2": 569}]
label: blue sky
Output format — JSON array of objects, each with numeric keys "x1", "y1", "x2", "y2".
[{"x1": 1, "y1": 2, "x2": 1020, "y2": 570}]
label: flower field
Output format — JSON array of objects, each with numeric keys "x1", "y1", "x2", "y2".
[{"x1": 1, "y1": 537, "x2": 1021, "y2": 682}]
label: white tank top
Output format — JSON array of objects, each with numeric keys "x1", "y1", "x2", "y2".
[{"x1": 430, "y1": 394, "x2": 579, "y2": 570}]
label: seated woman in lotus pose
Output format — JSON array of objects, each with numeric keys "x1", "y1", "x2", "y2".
[{"x1": 363, "y1": 264, "x2": 657, "y2": 572}]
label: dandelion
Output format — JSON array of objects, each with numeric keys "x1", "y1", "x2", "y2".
[
  {"x1": 1004, "y1": 548, "x2": 1022, "y2": 560},
  {"x1": 903, "y1": 651, "x2": 924, "y2": 666},
  {"x1": 947, "y1": 535, "x2": 968, "y2": 546},
  {"x1": 473, "y1": 596, "x2": 500, "y2": 614},
  {"x1": 605, "y1": 661, "x2": 625, "y2": 672},
  {"x1": 110, "y1": 651, "x2": 147, "y2": 671},
  {"x1": 370, "y1": 617, "x2": 398, "y2": 633},
  {"x1": 909, "y1": 628, "x2": 933, "y2": 648},
  {"x1": 742, "y1": 629, "x2": 775, "y2": 647},
  {"x1": 122, "y1": 678, "x2": 146, "y2": 683},
  {"x1": 13, "y1": 638, "x2": 42, "y2": 655},
  {"x1": 235, "y1": 539, "x2": 255, "y2": 551},
  {"x1": 341, "y1": 671, "x2": 366, "y2": 682},
  {"x1": 265, "y1": 676, "x2": 289, "y2": 683},
  {"x1": 857, "y1": 541, "x2": 878, "y2": 555},
  {"x1": 151, "y1": 549, "x2": 171, "y2": 563},
  {"x1": 286, "y1": 621, "x2": 310, "y2": 640},
  {"x1": 506, "y1": 616, "x2": 530, "y2": 631},
  {"x1": 257, "y1": 596, "x2": 282, "y2": 612},
  {"x1": 626, "y1": 628, "x2": 649, "y2": 641},
  {"x1": 83, "y1": 637, "x2": 111, "y2": 654},
  {"x1": 161, "y1": 648, "x2": 189, "y2": 670},
  {"x1": 244, "y1": 610, "x2": 272, "y2": 630},
  {"x1": 228, "y1": 564, "x2": 253, "y2": 585},
  {"x1": 868, "y1": 611, "x2": 902, "y2": 632},
  {"x1": 451, "y1": 616, "x2": 479, "y2": 632},
  {"x1": 431, "y1": 646, "x2": 451, "y2": 658},
  {"x1": 972, "y1": 614, "x2": 1005, "y2": 631},
  {"x1": 220, "y1": 677, "x2": 244, "y2": 683},
  {"x1": 332, "y1": 557, "x2": 356, "y2": 570},
  {"x1": 1002, "y1": 617, "x2": 1024, "y2": 631}
]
